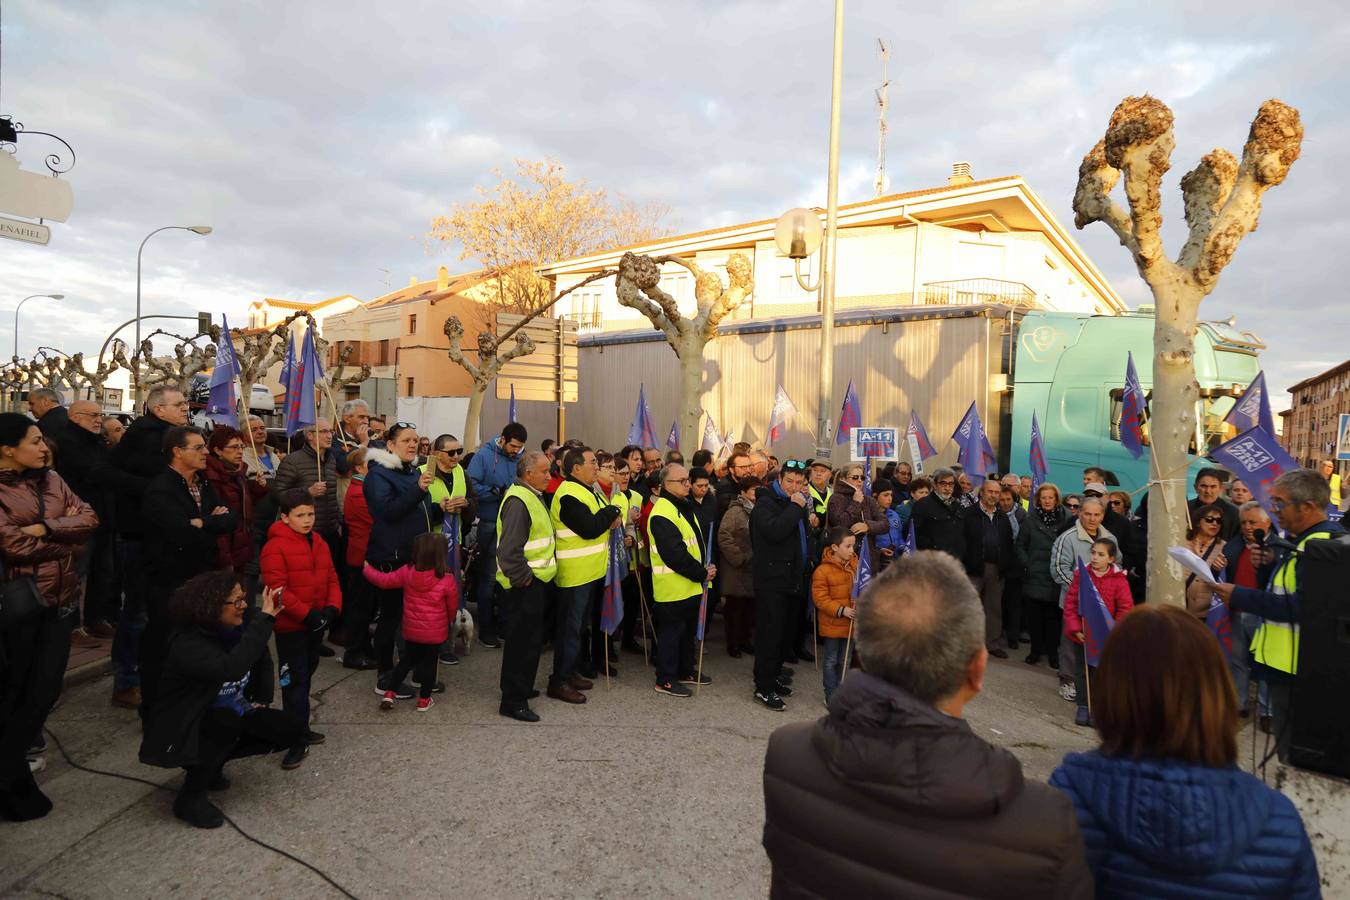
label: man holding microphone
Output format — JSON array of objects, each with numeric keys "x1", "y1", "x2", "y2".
[{"x1": 751, "y1": 460, "x2": 815, "y2": 711}]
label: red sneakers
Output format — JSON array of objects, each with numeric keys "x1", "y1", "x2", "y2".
[
  {"x1": 416, "y1": 696, "x2": 435, "y2": 712},
  {"x1": 379, "y1": 691, "x2": 395, "y2": 711}
]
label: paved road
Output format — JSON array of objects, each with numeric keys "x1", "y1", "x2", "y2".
[{"x1": 2, "y1": 635, "x2": 1094, "y2": 899}]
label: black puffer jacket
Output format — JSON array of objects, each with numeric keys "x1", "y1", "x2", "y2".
[
  {"x1": 763, "y1": 671, "x2": 1093, "y2": 899},
  {"x1": 750, "y1": 484, "x2": 810, "y2": 593},
  {"x1": 111, "y1": 411, "x2": 175, "y2": 539},
  {"x1": 1016, "y1": 507, "x2": 1072, "y2": 601}
]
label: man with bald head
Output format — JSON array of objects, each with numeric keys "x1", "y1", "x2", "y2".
[{"x1": 58, "y1": 400, "x2": 129, "y2": 642}]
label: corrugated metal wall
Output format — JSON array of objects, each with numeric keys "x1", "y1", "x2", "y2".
[{"x1": 481, "y1": 308, "x2": 1008, "y2": 465}]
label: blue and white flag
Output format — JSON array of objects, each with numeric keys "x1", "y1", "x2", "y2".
[
  {"x1": 666, "y1": 420, "x2": 680, "y2": 452},
  {"x1": 851, "y1": 538, "x2": 874, "y2": 600},
  {"x1": 1077, "y1": 562, "x2": 1115, "y2": 668},
  {"x1": 1121, "y1": 352, "x2": 1147, "y2": 460},
  {"x1": 1029, "y1": 410, "x2": 1048, "y2": 492},
  {"x1": 701, "y1": 415, "x2": 723, "y2": 455},
  {"x1": 1209, "y1": 426, "x2": 1302, "y2": 521},
  {"x1": 1224, "y1": 370, "x2": 1276, "y2": 438},
  {"x1": 836, "y1": 379, "x2": 862, "y2": 446},
  {"x1": 767, "y1": 385, "x2": 797, "y2": 445},
  {"x1": 627, "y1": 384, "x2": 659, "y2": 448},
  {"x1": 508, "y1": 384, "x2": 518, "y2": 424},
  {"x1": 206, "y1": 315, "x2": 241, "y2": 426},
  {"x1": 600, "y1": 526, "x2": 627, "y2": 636},
  {"x1": 952, "y1": 402, "x2": 996, "y2": 484}
]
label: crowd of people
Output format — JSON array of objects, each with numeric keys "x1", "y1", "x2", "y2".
[{"x1": 0, "y1": 389, "x2": 1337, "y2": 895}]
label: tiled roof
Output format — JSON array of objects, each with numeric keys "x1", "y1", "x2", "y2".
[
  {"x1": 256, "y1": 294, "x2": 357, "y2": 312},
  {"x1": 365, "y1": 270, "x2": 488, "y2": 308}
]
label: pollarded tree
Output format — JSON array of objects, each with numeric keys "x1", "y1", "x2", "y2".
[
  {"x1": 614, "y1": 251, "x2": 754, "y2": 454},
  {"x1": 135, "y1": 330, "x2": 217, "y2": 395},
  {"x1": 1072, "y1": 96, "x2": 1302, "y2": 605}
]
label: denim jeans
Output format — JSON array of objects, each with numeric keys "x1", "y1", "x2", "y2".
[
  {"x1": 473, "y1": 520, "x2": 500, "y2": 639},
  {"x1": 552, "y1": 581, "x2": 597, "y2": 682},
  {"x1": 821, "y1": 637, "x2": 848, "y2": 701},
  {"x1": 1231, "y1": 612, "x2": 1271, "y2": 716},
  {"x1": 111, "y1": 538, "x2": 146, "y2": 691}
]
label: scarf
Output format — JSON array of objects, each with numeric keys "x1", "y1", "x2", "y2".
[
  {"x1": 772, "y1": 479, "x2": 809, "y2": 564},
  {"x1": 1036, "y1": 507, "x2": 1060, "y2": 528}
]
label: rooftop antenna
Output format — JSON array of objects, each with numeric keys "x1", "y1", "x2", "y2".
[{"x1": 874, "y1": 38, "x2": 890, "y2": 197}]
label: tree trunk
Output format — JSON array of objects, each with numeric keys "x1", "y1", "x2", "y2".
[
  {"x1": 1146, "y1": 281, "x2": 1204, "y2": 606},
  {"x1": 676, "y1": 334, "x2": 705, "y2": 456},
  {"x1": 463, "y1": 379, "x2": 488, "y2": 450}
]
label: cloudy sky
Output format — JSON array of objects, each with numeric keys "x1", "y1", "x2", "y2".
[{"x1": 2, "y1": 0, "x2": 1343, "y2": 405}]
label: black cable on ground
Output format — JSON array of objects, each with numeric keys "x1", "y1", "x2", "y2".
[{"x1": 41, "y1": 726, "x2": 361, "y2": 900}]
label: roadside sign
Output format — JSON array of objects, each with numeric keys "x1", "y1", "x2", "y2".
[
  {"x1": 496, "y1": 314, "x2": 579, "y2": 404},
  {"x1": 850, "y1": 426, "x2": 899, "y2": 462},
  {"x1": 0, "y1": 215, "x2": 51, "y2": 246},
  {"x1": 1337, "y1": 414, "x2": 1350, "y2": 462}
]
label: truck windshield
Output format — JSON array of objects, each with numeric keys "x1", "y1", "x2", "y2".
[{"x1": 1108, "y1": 391, "x2": 1239, "y2": 456}]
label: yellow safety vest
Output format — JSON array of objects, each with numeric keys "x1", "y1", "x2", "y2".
[
  {"x1": 809, "y1": 484, "x2": 831, "y2": 518},
  {"x1": 647, "y1": 497, "x2": 703, "y2": 603},
  {"x1": 550, "y1": 480, "x2": 610, "y2": 587},
  {"x1": 1251, "y1": 529, "x2": 1331, "y2": 675},
  {"x1": 495, "y1": 484, "x2": 557, "y2": 588},
  {"x1": 421, "y1": 462, "x2": 467, "y2": 527},
  {"x1": 1330, "y1": 474, "x2": 1342, "y2": 509}
]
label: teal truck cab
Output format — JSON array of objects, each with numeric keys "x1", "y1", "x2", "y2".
[{"x1": 1008, "y1": 308, "x2": 1265, "y2": 494}]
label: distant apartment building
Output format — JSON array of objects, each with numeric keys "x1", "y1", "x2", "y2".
[
  {"x1": 1282, "y1": 359, "x2": 1350, "y2": 469},
  {"x1": 537, "y1": 166, "x2": 1126, "y2": 336}
]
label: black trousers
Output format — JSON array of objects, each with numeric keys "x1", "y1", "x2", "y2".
[
  {"x1": 341, "y1": 569, "x2": 376, "y2": 661},
  {"x1": 1002, "y1": 577, "x2": 1024, "y2": 645},
  {"x1": 369, "y1": 560, "x2": 404, "y2": 673},
  {"x1": 183, "y1": 707, "x2": 308, "y2": 792},
  {"x1": 274, "y1": 629, "x2": 321, "y2": 726},
  {"x1": 386, "y1": 640, "x2": 439, "y2": 699},
  {"x1": 0, "y1": 605, "x2": 74, "y2": 803},
  {"x1": 754, "y1": 586, "x2": 797, "y2": 694},
  {"x1": 654, "y1": 595, "x2": 699, "y2": 684},
  {"x1": 79, "y1": 532, "x2": 118, "y2": 628},
  {"x1": 138, "y1": 579, "x2": 179, "y2": 723},
  {"x1": 1023, "y1": 596, "x2": 1062, "y2": 662},
  {"x1": 499, "y1": 579, "x2": 551, "y2": 708}
]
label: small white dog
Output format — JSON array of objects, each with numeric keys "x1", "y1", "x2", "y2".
[{"x1": 450, "y1": 608, "x2": 475, "y2": 656}]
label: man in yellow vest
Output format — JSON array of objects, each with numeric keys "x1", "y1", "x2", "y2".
[
  {"x1": 1213, "y1": 468, "x2": 1343, "y2": 761},
  {"x1": 495, "y1": 450, "x2": 556, "y2": 723},
  {"x1": 423, "y1": 434, "x2": 478, "y2": 664},
  {"x1": 548, "y1": 446, "x2": 622, "y2": 704},
  {"x1": 647, "y1": 464, "x2": 716, "y2": 698}
]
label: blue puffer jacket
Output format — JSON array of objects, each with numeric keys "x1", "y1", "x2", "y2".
[
  {"x1": 1050, "y1": 751, "x2": 1320, "y2": 899},
  {"x1": 362, "y1": 448, "x2": 437, "y2": 564},
  {"x1": 466, "y1": 438, "x2": 517, "y2": 525}
]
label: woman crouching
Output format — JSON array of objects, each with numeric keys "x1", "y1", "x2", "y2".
[{"x1": 139, "y1": 571, "x2": 307, "y2": 828}]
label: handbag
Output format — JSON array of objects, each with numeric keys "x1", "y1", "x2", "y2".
[{"x1": 0, "y1": 473, "x2": 48, "y2": 627}]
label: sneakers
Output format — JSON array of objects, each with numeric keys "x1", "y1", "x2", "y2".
[
  {"x1": 1058, "y1": 682, "x2": 1077, "y2": 703},
  {"x1": 754, "y1": 691, "x2": 787, "y2": 711},
  {"x1": 774, "y1": 680, "x2": 794, "y2": 697},
  {"x1": 28, "y1": 755, "x2": 46, "y2": 775},
  {"x1": 654, "y1": 680, "x2": 693, "y2": 698},
  {"x1": 87, "y1": 621, "x2": 116, "y2": 639},
  {"x1": 342, "y1": 654, "x2": 377, "y2": 671},
  {"x1": 416, "y1": 680, "x2": 446, "y2": 695},
  {"x1": 417, "y1": 696, "x2": 435, "y2": 712},
  {"x1": 678, "y1": 672, "x2": 712, "y2": 686},
  {"x1": 477, "y1": 634, "x2": 503, "y2": 650},
  {"x1": 70, "y1": 627, "x2": 104, "y2": 649},
  {"x1": 304, "y1": 730, "x2": 326, "y2": 745},
  {"x1": 374, "y1": 675, "x2": 415, "y2": 699},
  {"x1": 439, "y1": 650, "x2": 460, "y2": 665},
  {"x1": 1074, "y1": 706, "x2": 1093, "y2": 727},
  {"x1": 281, "y1": 745, "x2": 308, "y2": 770},
  {"x1": 110, "y1": 686, "x2": 141, "y2": 709},
  {"x1": 380, "y1": 691, "x2": 396, "y2": 711},
  {"x1": 173, "y1": 790, "x2": 225, "y2": 829}
]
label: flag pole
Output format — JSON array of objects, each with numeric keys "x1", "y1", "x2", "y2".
[
  {"x1": 635, "y1": 568, "x2": 652, "y2": 667},
  {"x1": 695, "y1": 633, "x2": 706, "y2": 697},
  {"x1": 841, "y1": 617, "x2": 854, "y2": 681},
  {"x1": 695, "y1": 585, "x2": 708, "y2": 697},
  {"x1": 603, "y1": 636, "x2": 611, "y2": 690}
]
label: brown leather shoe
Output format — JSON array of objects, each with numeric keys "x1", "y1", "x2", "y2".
[
  {"x1": 71, "y1": 628, "x2": 104, "y2": 649},
  {"x1": 568, "y1": 674, "x2": 595, "y2": 692},
  {"x1": 111, "y1": 686, "x2": 141, "y2": 709},
  {"x1": 86, "y1": 622, "x2": 116, "y2": 639},
  {"x1": 547, "y1": 682, "x2": 587, "y2": 704}
]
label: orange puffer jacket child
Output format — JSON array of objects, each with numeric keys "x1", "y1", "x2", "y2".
[
  {"x1": 260, "y1": 520, "x2": 342, "y2": 635},
  {"x1": 811, "y1": 546, "x2": 858, "y2": 640},
  {"x1": 363, "y1": 563, "x2": 459, "y2": 645}
]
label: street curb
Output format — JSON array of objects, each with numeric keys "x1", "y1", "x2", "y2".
[{"x1": 64, "y1": 657, "x2": 112, "y2": 688}]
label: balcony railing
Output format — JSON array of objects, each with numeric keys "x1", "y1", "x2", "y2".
[
  {"x1": 564, "y1": 310, "x2": 604, "y2": 334},
  {"x1": 922, "y1": 278, "x2": 1035, "y2": 308}
]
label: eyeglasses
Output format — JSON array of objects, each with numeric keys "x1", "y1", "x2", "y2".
[
  {"x1": 1065, "y1": 503, "x2": 1081, "y2": 510},
  {"x1": 935, "y1": 479, "x2": 955, "y2": 487},
  {"x1": 183, "y1": 443, "x2": 207, "y2": 453},
  {"x1": 222, "y1": 596, "x2": 248, "y2": 610},
  {"x1": 782, "y1": 459, "x2": 808, "y2": 472},
  {"x1": 71, "y1": 410, "x2": 104, "y2": 419},
  {"x1": 598, "y1": 463, "x2": 615, "y2": 470},
  {"x1": 395, "y1": 421, "x2": 416, "y2": 430},
  {"x1": 1200, "y1": 515, "x2": 1223, "y2": 524},
  {"x1": 845, "y1": 475, "x2": 864, "y2": 483},
  {"x1": 665, "y1": 477, "x2": 690, "y2": 485},
  {"x1": 221, "y1": 443, "x2": 245, "y2": 451},
  {"x1": 1109, "y1": 499, "x2": 1124, "y2": 508}
]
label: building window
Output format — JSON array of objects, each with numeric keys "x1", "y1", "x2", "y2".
[
  {"x1": 408, "y1": 314, "x2": 417, "y2": 334},
  {"x1": 406, "y1": 377, "x2": 415, "y2": 397}
]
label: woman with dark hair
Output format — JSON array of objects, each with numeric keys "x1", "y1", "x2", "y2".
[
  {"x1": 1183, "y1": 503, "x2": 1228, "y2": 614},
  {"x1": 0, "y1": 413, "x2": 98, "y2": 821},
  {"x1": 139, "y1": 572, "x2": 305, "y2": 828},
  {"x1": 716, "y1": 474, "x2": 759, "y2": 657},
  {"x1": 204, "y1": 426, "x2": 269, "y2": 574},
  {"x1": 1050, "y1": 605, "x2": 1320, "y2": 897},
  {"x1": 1015, "y1": 482, "x2": 1071, "y2": 669}
]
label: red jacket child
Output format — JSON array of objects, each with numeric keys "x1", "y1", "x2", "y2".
[
  {"x1": 344, "y1": 476, "x2": 373, "y2": 569},
  {"x1": 260, "y1": 519, "x2": 342, "y2": 635},
  {"x1": 1063, "y1": 563, "x2": 1133, "y2": 643},
  {"x1": 363, "y1": 563, "x2": 459, "y2": 645}
]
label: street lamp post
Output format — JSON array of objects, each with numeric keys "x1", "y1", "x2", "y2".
[
  {"x1": 13, "y1": 293, "x2": 64, "y2": 358},
  {"x1": 135, "y1": 225, "x2": 211, "y2": 404},
  {"x1": 774, "y1": 0, "x2": 844, "y2": 457}
]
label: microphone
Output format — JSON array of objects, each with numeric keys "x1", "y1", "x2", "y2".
[{"x1": 1253, "y1": 528, "x2": 1267, "y2": 547}]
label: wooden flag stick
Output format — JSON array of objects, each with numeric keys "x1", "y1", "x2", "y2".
[
  {"x1": 604, "y1": 636, "x2": 611, "y2": 690},
  {"x1": 635, "y1": 571, "x2": 652, "y2": 667},
  {"x1": 841, "y1": 617, "x2": 854, "y2": 682},
  {"x1": 695, "y1": 633, "x2": 706, "y2": 697}
]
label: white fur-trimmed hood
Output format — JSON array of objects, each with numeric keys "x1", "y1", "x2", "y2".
[{"x1": 365, "y1": 447, "x2": 406, "y2": 471}]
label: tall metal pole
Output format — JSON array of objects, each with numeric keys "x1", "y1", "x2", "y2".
[
  {"x1": 135, "y1": 225, "x2": 211, "y2": 406},
  {"x1": 815, "y1": 0, "x2": 844, "y2": 457},
  {"x1": 13, "y1": 294, "x2": 63, "y2": 359}
]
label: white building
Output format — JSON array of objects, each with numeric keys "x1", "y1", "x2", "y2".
[{"x1": 539, "y1": 167, "x2": 1125, "y2": 334}]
